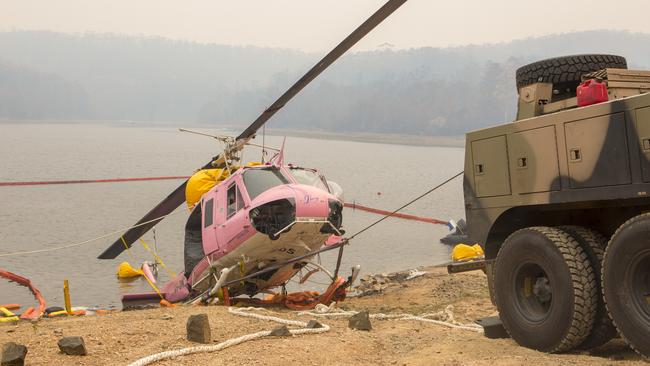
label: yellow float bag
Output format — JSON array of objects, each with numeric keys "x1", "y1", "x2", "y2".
[
  {"x1": 117, "y1": 261, "x2": 143, "y2": 278},
  {"x1": 452, "y1": 243, "x2": 485, "y2": 261},
  {"x1": 0, "y1": 307, "x2": 18, "y2": 323},
  {"x1": 185, "y1": 163, "x2": 262, "y2": 209},
  {"x1": 185, "y1": 169, "x2": 229, "y2": 209},
  {"x1": 0, "y1": 307, "x2": 15, "y2": 317}
]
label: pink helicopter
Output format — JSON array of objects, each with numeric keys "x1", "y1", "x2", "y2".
[
  {"x1": 169, "y1": 146, "x2": 348, "y2": 304},
  {"x1": 98, "y1": 0, "x2": 407, "y2": 305}
]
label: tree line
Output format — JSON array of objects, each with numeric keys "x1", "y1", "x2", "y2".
[{"x1": 1, "y1": 30, "x2": 648, "y2": 135}]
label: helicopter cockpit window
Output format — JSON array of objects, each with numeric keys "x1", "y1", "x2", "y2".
[
  {"x1": 227, "y1": 184, "x2": 244, "y2": 218},
  {"x1": 289, "y1": 168, "x2": 329, "y2": 192},
  {"x1": 243, "y1": 168, "x2": 289, "y2": 201}
]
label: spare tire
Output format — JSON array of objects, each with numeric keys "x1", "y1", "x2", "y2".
[{"x1": 515, "y1": 54, "x2": 627, "y2": 91}]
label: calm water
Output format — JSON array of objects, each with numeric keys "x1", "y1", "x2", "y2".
[{"x1": 0, "y1": 123, "x2": 464, "y2": 309}]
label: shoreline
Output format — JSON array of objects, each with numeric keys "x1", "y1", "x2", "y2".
[
  {"x1": 0, "y1": 120, "x2": 465, "y2": 148},
  {"x1": 263, "y1": 128, "x2": 465, "y2": 148},
  {"x1": 1, "y1": 266, "x2": 644, "y2": 365}
]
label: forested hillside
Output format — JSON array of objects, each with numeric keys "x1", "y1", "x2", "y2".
[{"x1": 1, "y1": 30, "x2": 649, "y2": 135}]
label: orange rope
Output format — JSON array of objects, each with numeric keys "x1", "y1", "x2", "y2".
[
  {"x1": 0, "y1": 269, "x2": 46, "y2": 319},
  {"x1": 0, "y1": 176, "x2": 190, "y2": 187},
  {"x1": 0, "y1": 174, "x2": 449, "y2": 228},
  {"x1": 344, "y1": 202, "x2": 448, "y2": 225}
]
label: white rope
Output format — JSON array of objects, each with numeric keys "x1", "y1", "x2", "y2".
[
  {"x1": 298, "y1": 303, "x2": 483, "y2": 333},
  {"x1": 0, "y1": 209, "x2": 186, "y2": 257},
  {"x1": 127, "y1": 307, "x2": 330, "y2": 366},
  {"x1": 128, "y1": 301, "x2": 483, "y2": 366}
]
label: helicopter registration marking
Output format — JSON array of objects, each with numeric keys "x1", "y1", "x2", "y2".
[
  {"x1": 303, "y1": 195, "x2": 319, "y2": 204},
  {"x1": 277, "y1": 247, "x2": 296, "y2": 255}
]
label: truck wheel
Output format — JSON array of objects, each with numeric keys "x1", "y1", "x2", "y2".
[
  {"x1": 494, "y1": 227, "x2": 597, "y2": 352},
  {"x1": 515, "y1": 54, "x2": 627, "y2": 91},
  {"x1": 603, "y1": 214, "x2": 650, "y2": 358},
  {"x1": 558, "y1": 226, "x2": 617, "y2": 349}
]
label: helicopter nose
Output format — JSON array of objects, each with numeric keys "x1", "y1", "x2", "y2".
[{"x1": 292, "y1": 185, "x2": 329, "y2": 218}]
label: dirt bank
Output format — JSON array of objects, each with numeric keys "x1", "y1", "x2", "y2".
[{"x1": 0, "y1": 267, "x2": 645, "y2": 365}]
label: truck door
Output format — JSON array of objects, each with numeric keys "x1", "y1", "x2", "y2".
[
  {"x1": 564, "y1": 113, "x2": 631, "y2": 188},
  {"x1": 471, "y1": 135, "x2": 512, "y2": 197}
]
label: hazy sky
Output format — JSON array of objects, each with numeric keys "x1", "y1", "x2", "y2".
[{"x1": 2, "y1": 0, "x2": 650, "y2": 52}]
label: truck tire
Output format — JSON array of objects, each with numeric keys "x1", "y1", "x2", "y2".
[
  {"x1": 603, "y1": 214, "x2": 650, "y2": 358},
  {"x1": 558, "y1": 226, "x2": 617, "y2": 349},
  {"x1": 494, "y1": 227, "x2": 598, "y2": 353},
  {"x1": 515, "y1": 54, "x2": 627, "y2": 91}
]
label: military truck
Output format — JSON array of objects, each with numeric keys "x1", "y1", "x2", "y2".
[{"x1": 463, "y1": 54, "x2": 650, "y2": 356}]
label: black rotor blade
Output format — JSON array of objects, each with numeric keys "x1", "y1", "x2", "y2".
[
  {"x1": 98, "y1": 157, "x2": 223, "y2": 259},
  {"x1": 236, "y1": 0, "x2": 407, "y2": 140},
  {"x1": 98, "y1": 181, "x2": 188, "y2": 259},
  {"x1": 98, "y1": 0, "x2": 407, "y2": 259}
]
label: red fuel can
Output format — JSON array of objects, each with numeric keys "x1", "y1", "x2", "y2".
[{"x1": 577, "y1": 79, "x2": 609, "y2": 107}]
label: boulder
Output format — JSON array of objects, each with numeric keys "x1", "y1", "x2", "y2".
[
  {"x1": 57, "y1": 336, "x2": 87, "y2": 356},
  {"x1": 306, "y1": 320, "x2": 323, "y2": 329},
  {"x1": 348, "y1": 310, "x2": 372, "y2": 331},
  {"x1": 1, "y1": 342, "x2": 27, "y2": 366},
  {"x1": 269, "y1": 325, "x2": 292, "y2": 337},
  {"x1": 186, "y1": 314, "x2": 211, "y2": 343}
]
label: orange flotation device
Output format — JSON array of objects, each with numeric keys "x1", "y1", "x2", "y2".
[
  {"x1": 0, "y1": 269, "x2": 46, "y2": 319},
  {"x1": 232, "y1": 277, "x2": 348, "y2": 310},
  {"x1": 19, "y1": 307, "x2": 34, "y2": 320}
]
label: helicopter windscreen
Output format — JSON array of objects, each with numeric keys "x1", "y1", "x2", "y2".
[
  {"x1": 243, "y1": 168, "x2": 290, "y2": 200},
  {"x1": 289, "y1": 168, "x2": 329, "y2": 192}
]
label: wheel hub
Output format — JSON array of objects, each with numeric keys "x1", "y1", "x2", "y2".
[
  {"x1": 533, "y1": 277, "x2": 552, "y2": 304},
  {"x1": 514, "y1": 263, "x2": 553, "y2": 322}
]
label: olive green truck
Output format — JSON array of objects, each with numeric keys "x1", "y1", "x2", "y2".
[{"x1": 464, "y1": 54, "x2": 650, "y2": 356}]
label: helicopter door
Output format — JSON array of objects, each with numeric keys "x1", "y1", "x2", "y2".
[
  {"x1": 215, "y1": 181, "x2": 250, "y2": 254},
  {"x1": 201, "y1": 192, "x2": 219, "y2": 256}
]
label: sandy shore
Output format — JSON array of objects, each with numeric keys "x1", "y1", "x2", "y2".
[{"x1": 0, "y1": 267, "x2": 645, "y2": 365}]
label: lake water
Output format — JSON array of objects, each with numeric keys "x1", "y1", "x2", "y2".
[{"x1": 0, "y1": 123, "x2": 465, "y2": 309}]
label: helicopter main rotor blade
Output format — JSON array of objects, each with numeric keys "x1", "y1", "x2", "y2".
[
  {"x1": 236, "y1": 0, "x2": 408, "y2": 141},
  {"x1": 97, "y1": 181, "x2": 187, "y2": 259},
  {"x1": 97, "y1": 156, "x2": 223, "y2": 259},
  {"x1": 98, "y1": 0, "x2": 407, "y2": 259}
]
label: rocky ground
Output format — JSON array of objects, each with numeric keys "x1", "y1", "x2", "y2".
[{"x1": 1, "y1": 267, "x2": 646, "y2": 365}]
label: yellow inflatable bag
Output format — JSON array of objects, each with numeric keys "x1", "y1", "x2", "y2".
[
  {"x1": 452, "y1": 243, "x2": 485, "y2": 261},
  {"x1": 185, "y1": 163, "x2": 263, "y2": 209},
  {"x1": 117, "y1": 261, "x2": 143, "y2": 278},
  {"x1": 185, "y1": 169, "x2": 229, "y2": 209}
]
